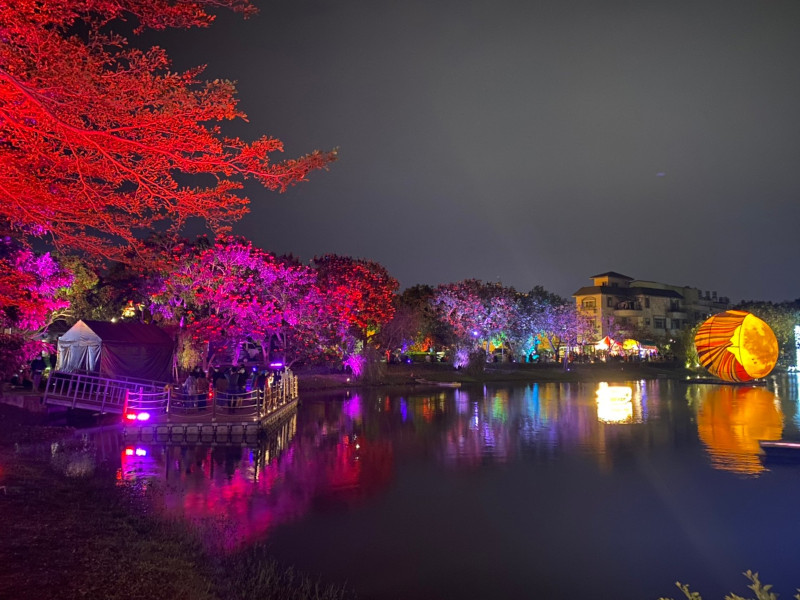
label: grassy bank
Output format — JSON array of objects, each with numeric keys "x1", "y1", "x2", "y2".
[{"x1": 0, "y1": 404, "x2": 353, "y2": 600}]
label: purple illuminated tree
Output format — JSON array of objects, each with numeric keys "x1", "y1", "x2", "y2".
[
  {"x1": 538, "y1": 303, "x2": 595, "y2": 368},
  {"x1": 432, "y1": 280, "x2": 518, "y2": 365}
]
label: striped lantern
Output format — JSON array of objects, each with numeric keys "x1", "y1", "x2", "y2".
[{"x1": 694, "y1": 310, "x2": 778, "y2": 382}]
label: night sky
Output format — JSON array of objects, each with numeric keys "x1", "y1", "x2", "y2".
[{"x1": 151, "y1": 0, "x2": 800, "y2": 303}]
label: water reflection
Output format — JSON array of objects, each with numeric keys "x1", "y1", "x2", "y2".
[
  {"x1": 90, "y1": 380, "x2": 800, "y2": 557},
  {"x1": 690, "y1": 384, "x2": 783, "y2": 475}
]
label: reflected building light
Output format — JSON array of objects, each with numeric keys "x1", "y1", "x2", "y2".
[{"x1": 596, "y1": 382, "x2": 633, "y2": 424}]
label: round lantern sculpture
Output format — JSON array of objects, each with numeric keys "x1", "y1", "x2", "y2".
[{"x1": 694, "y1": 310, "x2": 779, "y2": 382}]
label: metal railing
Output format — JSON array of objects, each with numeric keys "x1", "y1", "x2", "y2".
[
  {"x1": 43, "y1": 371, "x2": 167, "y2": 413},
  {"x1": 124, "y1": 370, "x2": 299, "y2": 423}
]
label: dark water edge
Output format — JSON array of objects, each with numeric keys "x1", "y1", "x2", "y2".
[
  {"x1": 0, "y1": 403, "x2": 354, "y2": 600},
  {"x1": 5, "y1": 375, "x2": 800, "y2": 600},
  {"x1": 255, "y1": 379, "x2": 800, "y2": 600}
]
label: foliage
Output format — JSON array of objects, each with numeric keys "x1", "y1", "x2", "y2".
[
  {"x1": 659, "y1": 570, "x2": 800, "y2": 600},
  {"x1": 510, "y1": 287, "x2": 568, "y2": 360},
  {"x1": 0, "y1": 0, "x2": 335, "y2": 263},
  {"x1": 0, "y1": 332, "x2": 42, "y2": 383},
  {"x1": 0, "y1": 237, "x2": 72, "y2": 331},
  {"x1": 312, "y1": 254, "x2": 398, "y2": 341},
  {"x1": 151, "y1": 236, "x2": 302, "y2": 367},
  {"x1": 536, "y1": 302, "x2": 595, "y2": 364},
  {"x1": 377, "y1": 284, "x2": 450, "y2": 356},
  {"x1": 432, "y1": 280, "x2": 518, "y2": 352},
  {"x1": 311, "y1": 255, "x2": 398, "y2": 373},
  {"x1": 0, "y1": 237, "x2": 72, "y2": 381}
]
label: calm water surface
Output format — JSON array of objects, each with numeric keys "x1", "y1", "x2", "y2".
[{"x1": 111, "y1": 377, "x2": 800, "y2": 599}]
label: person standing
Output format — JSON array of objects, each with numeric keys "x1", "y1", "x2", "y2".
[
  {"x1": 30, "y1": 354, "x2": 46, "y2": 391},
  {"x1": 196, "y1": 369, "x2": 209, "y2": 410},
  {"x1": 214, "y1": 368, "x2": 229, "y2": 410},
  {"x1": 183, "y1": 371, "x2": 198, "y2": 409}
]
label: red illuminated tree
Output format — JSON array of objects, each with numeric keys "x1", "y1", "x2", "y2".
[
  {"x1": 312, "y1": 255, "x2": 398, "y2": 343},
  {"x1": 311, "y1": 255, "x2": 398, "y2": 377},
  {"x1": 0, "y1": 0, "x2": 335, "y2": 263}
]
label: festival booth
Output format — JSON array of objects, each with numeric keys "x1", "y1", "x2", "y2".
[
  {"x1": 56, "y1": 320, "x2": 174, "y2": 382},
  {"x1": 594, "y1": 336, "x2": 659, "y2": 359}
]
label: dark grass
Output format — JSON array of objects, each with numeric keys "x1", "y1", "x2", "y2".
[{"x1": 0, "y1": 404, "x2": 354, "y2": 600}]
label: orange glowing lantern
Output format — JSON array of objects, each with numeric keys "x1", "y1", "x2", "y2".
[{"x1": 694, "y1": 310, "x2": 778, "y2": 382}]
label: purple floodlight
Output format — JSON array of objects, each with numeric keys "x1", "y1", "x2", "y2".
[{"x1": 269, "y1": 361, "x2": 284, "y2": 368}]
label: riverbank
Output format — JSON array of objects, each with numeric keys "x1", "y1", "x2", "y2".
[
  {"x1": 0, "y1": 403, "x2": 353, "y2": 600},
  {"x1": 297, "y1": 360, "x2": 698, "y2": 390}
]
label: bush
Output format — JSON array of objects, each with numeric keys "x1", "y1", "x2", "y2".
[{"x1": 659, "y1": 570, "x2": 800, "y2": 600}]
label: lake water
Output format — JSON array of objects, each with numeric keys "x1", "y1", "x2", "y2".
[{"x1": 112, "y1": 376, "x2": 800, "y2": 599}]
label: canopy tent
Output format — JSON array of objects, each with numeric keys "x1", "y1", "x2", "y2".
[
  {"x1": 595, "y1": 336, "x2": 622, "y2": 351},
  {"x1": 56, "y1": 320, "x2": 174, "y2": 382}
]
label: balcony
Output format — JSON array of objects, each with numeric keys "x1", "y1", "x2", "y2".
[{"x1": 614, "y1": 302, "x2": 641, "y2": 318}]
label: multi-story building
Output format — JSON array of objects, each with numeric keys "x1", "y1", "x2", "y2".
[{"x1": 573, "y1": 271, "x2": 730, "y2": 341}]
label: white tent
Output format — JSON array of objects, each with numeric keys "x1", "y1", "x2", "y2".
[{"x1": 56, "y1": 320, "x2": 174, "y2": 382}]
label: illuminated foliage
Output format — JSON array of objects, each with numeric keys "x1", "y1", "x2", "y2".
[
  {"x1": 0, "y1": 237, "x2": 72, "y2": 332},
  {"x1": 312, "y1": 255, "x2": 398, "y2": 342},
  {"x1": 432, "y1": 280, "x2": 518, "y2": 350},
  {"x1": 151, "y1": 236, "x2": 303, "y2": 366},
  {"x1": 536, "y1": 302, "x2": 595, "y2": 364},
  {"x1": 0, "y1": 237, "x2": 72, "y2": 379},
  {"x1": 376, "y1": 285, "x2": 449, "y2": 357},
  {"x1": 0, "y1": 0, "x2": 335, "y2": 263}
]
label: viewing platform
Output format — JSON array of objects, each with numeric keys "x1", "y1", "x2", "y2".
[
  {"x1": 122, "y1": 383, "x2": 298, "y2": 445},
  {"x1": 42, "y1": 369, "x2": 300, "y2": 445}
]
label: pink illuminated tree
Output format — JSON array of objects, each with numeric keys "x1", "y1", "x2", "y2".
[
  {"x1": 0, "y1": 237, "x2": 72, "y2": 381},
  {"x1": 151, "y1": 236, "x2": 343, "y2": 369}
]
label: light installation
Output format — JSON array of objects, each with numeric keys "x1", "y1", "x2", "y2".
[
  {"x1": 694, "y1": 310, "x2": 778, "y2": 382},
  {"x1": 795, "y1": 325, "x2": 800, "y2": 371}
]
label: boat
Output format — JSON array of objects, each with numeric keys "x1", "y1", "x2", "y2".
[
  {"x1": 415, "y1": 379, "x2": 461, "y2": 388},
  {"x1": 759, "y1": 440, "x2": 800, "y2": 463}
]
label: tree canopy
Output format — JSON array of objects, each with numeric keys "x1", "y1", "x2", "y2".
[{"x1": 0, "y1": 0, "x2": 335, "y2": 262}]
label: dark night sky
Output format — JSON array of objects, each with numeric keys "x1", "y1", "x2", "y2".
[{"x1": 151, "y1": 0, "x2": 800, "y2": 302}]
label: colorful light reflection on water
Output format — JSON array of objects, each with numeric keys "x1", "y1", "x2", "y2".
[{"x1": 101, "y1": 378, "x2": 800, "y2": 598}]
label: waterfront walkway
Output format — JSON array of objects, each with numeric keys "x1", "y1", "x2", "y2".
[{"x1": 40, "y1": 369, "x2": 300, "y2": 444}]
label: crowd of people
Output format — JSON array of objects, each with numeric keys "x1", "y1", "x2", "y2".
[{"x1": 180, "y1": 365, "x2": 280, "y2": 410}]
